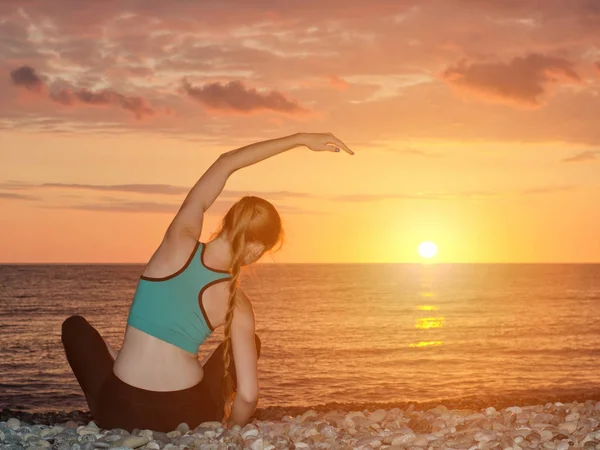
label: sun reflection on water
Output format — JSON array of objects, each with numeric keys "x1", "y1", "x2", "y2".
[
  {"x1": 415, "y1": 316, "x2": 445, "y2": 329},
  {"x1": 409, "y1": 341, "x2": 443, "y2": 348},
  {"x1": 408, "y1": 265, "x2": 445, "y2": 347}
]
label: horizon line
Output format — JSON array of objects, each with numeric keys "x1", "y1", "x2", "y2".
[{"x1": 1, "y1": 261, "x2": 599, "y2": 265}]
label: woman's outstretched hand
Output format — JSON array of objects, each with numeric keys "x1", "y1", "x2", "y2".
[{"x1": 300, "y1": 132, "x2": 355, "y2": 155}]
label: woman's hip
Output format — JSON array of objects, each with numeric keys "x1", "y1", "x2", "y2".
[{"x1": 95, "y1": 370, "x2": 219, "y2": 432}]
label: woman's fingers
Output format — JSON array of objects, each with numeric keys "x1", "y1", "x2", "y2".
[
  {"x1": 327, "y1": 134, "x2": 354, "y2": 155},
  {"x1": 305, "y1": 133, "x2": 355, "y2": 154}
]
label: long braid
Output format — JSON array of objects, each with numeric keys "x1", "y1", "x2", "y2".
[{"x1": 222, "y1": 203, "x2": 254, "y2": 420}]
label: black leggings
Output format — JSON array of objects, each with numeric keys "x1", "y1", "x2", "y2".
[{"x1": 61, "y1": 315, "x2": 261, "y2": 432}]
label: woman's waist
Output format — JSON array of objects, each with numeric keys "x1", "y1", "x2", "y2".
[{"x1": 114, "y1": 327, "x2": 204, "y2": 391}]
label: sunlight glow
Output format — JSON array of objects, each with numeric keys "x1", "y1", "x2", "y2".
[{"x1": 418, "y1": 241, "x2": 438, "y2": 258}]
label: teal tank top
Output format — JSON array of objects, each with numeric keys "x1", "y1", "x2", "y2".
[{"x1": 127, "y1": 241, "x2": 231, "y2": 354}]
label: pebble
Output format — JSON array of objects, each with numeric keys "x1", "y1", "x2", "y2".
[
  {"x1": 175, "y1": 422, "x2": 189, "y2": 434},
  {"x1": 485, "y1": 407, "x2": 497, "y2": 416},
  {"x1": 242, "y1": 428, "x2": 259, "y2": 439},
  {"x1": 369, "y1": 409, "x2": 387, "y2": 422},
  {"x1": 356, "y1": 436, "x2": 382, "y2": 447},
  {"x1": 414, "y1": 436, "x2": 430, "y2": 446},
  {"x1": 540, "y1": 429, "x2": 554, "y2": 441},
  {"x1": 113, "y1": 435, "x2": 149, "y2": 448},
  {"x1": 300, "y1": 409, "x2": 317, "y2": 422},
  {"x1": 559, "y1": 421, "x2": 578, "y2": 433},
  {"x1": 390, "y1": 432, "x2": 416, "y2": 446},
  {"x1": 151, "y1": 431, "x2": 169, "y2": 444},
  {"x1": 199, "y1": 421, "x2": 221, "y2": 428},
  {"x1": 7, "y1": 418, "x2": 20, "y2": 430},
  {"x1": 248, "y1": 437, "x2": 264, "y2": 449},
  {"x1": 138, "y1": 429, "x2": 153, "y2": 439}
]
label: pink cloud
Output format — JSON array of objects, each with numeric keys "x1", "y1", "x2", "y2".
[
  {"x1": 9, "y1": 66, "x2": 46, "y2": 93},
  {"x1": 441, "y1": 54, "x2": 581, "y2": 107},
  {"x1": 10, "y1": 65, "x2": 160, "y2": 120},
  {"x1": 50, "y1": 88, "x2": 156, "y2": 120},
  {"x1": 181, "y1": 79, "x2": 308, "y2": 115}
]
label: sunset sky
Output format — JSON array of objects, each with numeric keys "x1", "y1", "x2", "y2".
[{"x1": 1, "y1": 1, "x2": 599, "y2": 263}]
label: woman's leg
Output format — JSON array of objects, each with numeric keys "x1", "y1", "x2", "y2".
[
  {"x1": 201, "y1": 335, "x2": 262, "y2": 418},
  {"x1": 61, "y1": 315, "x2": 115, "y2": 418}
]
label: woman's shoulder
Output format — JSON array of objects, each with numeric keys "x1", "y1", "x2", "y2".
[{"x1": 142, "y1": 234, "x2": 200, "y2": 280}]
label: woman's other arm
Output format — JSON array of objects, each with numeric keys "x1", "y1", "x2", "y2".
[
  {"x1": 167, "y1": 133, "x2": 353, "y2": 241},
  {"x1": 226, "y1": 291, "x2": 260, "y2": 427}
]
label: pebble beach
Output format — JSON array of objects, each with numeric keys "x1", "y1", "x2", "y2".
[{"x1": 2, "y1": 396, "x2": 600, "y2": 450}]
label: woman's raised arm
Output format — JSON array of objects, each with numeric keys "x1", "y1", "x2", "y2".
[{"x1": 167, "y1": 132, "x2": 353, "y2": 240}]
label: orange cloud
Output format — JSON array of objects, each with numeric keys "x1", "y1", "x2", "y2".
[
  {"x1": 181, "y1": 79, "x2": 308, "y2": 115},
  {"x1": 328, "y1": 75, "x2": 350, "y2": 91},
  {"x1": 0, "y1": 192, "x2": 38, "y2": 201},
  {"x1": 441, "y1": 54, "x2": 581, "y2": 107},
  {"x1": 61, "y1": 200, "x2": 309, "y2": 215},
  {"x1": 0, "y1": 181, "x2": 321, "y2": 200},
  {"x1": 10, "y1": 66, "x2": 160, "y2": 120},
  {"x1": 562, "y1": 151, "x2": 599, "y2": 163}
]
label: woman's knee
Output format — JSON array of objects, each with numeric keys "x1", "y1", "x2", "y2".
[{"x1": 61, "y1": 315, "x2": 89, "y2": 341}]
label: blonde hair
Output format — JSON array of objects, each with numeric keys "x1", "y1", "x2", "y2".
[{"x1": 215, "y1": 196, "x2": 283, "y2": 419}]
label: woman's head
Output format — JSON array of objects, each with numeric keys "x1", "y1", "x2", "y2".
[
  {"x1": 216, "y1": 196, "x2": 283, "y2": 419},
  {"x1": 218, "y1": 195, "x2": 284, "y2": 265}
]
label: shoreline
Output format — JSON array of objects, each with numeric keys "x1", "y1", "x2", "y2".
[
  {"x1": 1, "y1": 393, "x2": 599, "y2": 449},
  {"x1": 4, "y1": 388, "x2": 600, "y2": 425}
]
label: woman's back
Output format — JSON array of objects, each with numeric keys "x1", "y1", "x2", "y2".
[{"x1": 113, "y1": 238, "x2": 232, "y2": 391}]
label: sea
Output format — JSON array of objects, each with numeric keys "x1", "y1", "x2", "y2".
[{"x1": 1, "y1": 263, "x2": 599, "y2": 413}]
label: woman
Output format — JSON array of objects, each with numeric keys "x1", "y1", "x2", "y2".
[{"x1": 61, "y1": 132, "x2": 354, "y2": 432}]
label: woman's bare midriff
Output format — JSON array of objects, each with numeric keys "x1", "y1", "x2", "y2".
[{"x1": 112, "y1": 326, "x2": 205, "y2": 391}]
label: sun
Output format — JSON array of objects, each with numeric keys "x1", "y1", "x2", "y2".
[{"x1": 418, "y1": 241, "x2": 438, "y2": 259}]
